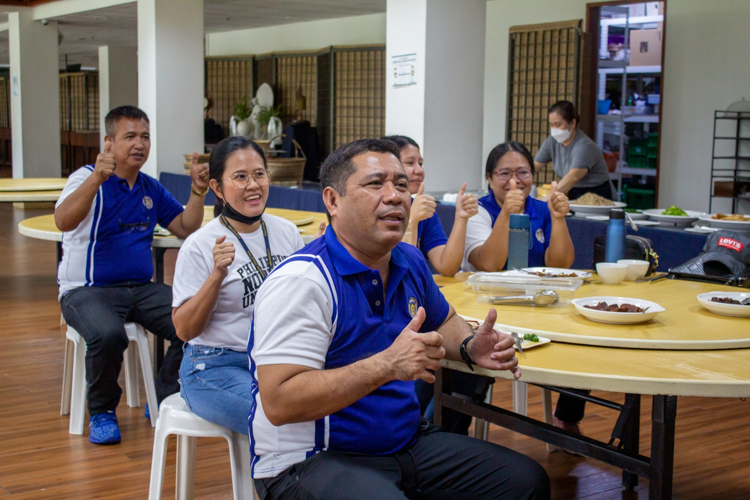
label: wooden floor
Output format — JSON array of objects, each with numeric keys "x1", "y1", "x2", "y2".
[{"x1": 1, "y1": 201, "x2": 749, "y2": 499}]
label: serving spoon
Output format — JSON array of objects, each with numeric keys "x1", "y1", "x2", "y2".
[{"x1": 489, "y1": 289, "x2": 559, "y2": 306}]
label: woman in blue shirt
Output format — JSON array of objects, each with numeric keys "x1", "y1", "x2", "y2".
[
  {"x1": 464, "y1": 141, "x2": 575, "y2": 272},
  {"x1": 383, "y1": 135, "x2": 478, "y2": 276}
]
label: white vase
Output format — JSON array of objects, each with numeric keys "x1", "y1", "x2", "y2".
[
  {"x1": 229, "y1": 115, "x2": 239, "y2": 136},
  {"x1": 268, "y1": 116, "x2": 282, "y2": 147},
  {"x1": 237, "y1": 119, "x2": 252, "y2": 137}
]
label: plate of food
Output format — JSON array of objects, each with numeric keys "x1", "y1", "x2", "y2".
[
  {"x1": 571, "y1": 297, "x2": 665, "y2": 324},
  {"x1": 517, "y1": 267, "x2": 592, "y2": 280},
  {"x1": 697, "y1": 292, "x2": 750, "y2": 317},
  {"x1": 569, "y1": 192, "x2": 626, "y2": 216},
  {"x1": 642, "y1": 207, "x2": 705, "y2": 225},
  {"x1": 464, "y1": 319, "x2": 551, "y2": 350},
  {"x1": 698, "y1": 213, "x2": 750, "y2": 230}
]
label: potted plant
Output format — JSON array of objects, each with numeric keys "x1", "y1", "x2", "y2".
[
  {"x1": 230, "y1": 97, "x2": 253, "y2": 137},
  {"x1": 258, "y1": 105, "x2": 283, "y2": 146}
]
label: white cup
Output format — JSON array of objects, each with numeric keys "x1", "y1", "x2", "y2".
[
  {"x1": 617, "y1": 259, "x2": 650, "y2": 281},
  {"x1": 596, "y1": 263, "x2": 628, "y2": 284}
]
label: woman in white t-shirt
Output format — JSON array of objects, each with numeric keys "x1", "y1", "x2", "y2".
[{"x1": 171, "y1": 136, "x2": 304, "y2": 434}]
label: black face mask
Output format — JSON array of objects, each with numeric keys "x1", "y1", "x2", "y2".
[{"x1": 220, "y1": 200, "x2": 264, "y2": 225}]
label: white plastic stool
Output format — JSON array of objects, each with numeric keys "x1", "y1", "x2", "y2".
[
  {"x1": 513, "y1": 381, "x2": 556, "y2": 452},
  {"x1": 148, "y1": 393, "x2": 254, "y2": 500},
  {"x1": 61, "y1": 322, "x2": 159, "y2": 434}
]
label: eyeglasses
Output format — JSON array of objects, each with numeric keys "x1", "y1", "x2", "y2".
[
  {"x1": 225, "y1": 170, "x2": 269, "y2": 189},
  {"x1": 119, "y1": 216, "x2": 151, "y2": 233},
  {"x1": 492, "y1": 168, "x2": 533, "y2": 181}
]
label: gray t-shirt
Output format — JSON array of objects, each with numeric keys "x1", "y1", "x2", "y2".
[{"x1": 535, "y1": 130, "x2": 610, "y2": 188}]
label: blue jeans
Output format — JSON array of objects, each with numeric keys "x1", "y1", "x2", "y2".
[{"x1": 179, "y1": 344, "x2": 254, "y2": 435}]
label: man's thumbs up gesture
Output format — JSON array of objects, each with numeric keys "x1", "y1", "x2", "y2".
[{"x1": 94, "y1": 141, "x2": 116, "y2": 183}]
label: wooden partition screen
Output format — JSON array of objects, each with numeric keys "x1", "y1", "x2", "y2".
[
  {"x1": 507, "y1": 20, "x2": 583, "y2": 186},
  {"x1": 204, "y1": 57, "x2": 254, "y2": 137},
  {"x1": 59, "y1": 72, "x2": 99, "y2": 133}
]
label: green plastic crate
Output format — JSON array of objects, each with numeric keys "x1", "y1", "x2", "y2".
[{"x1": 623, "y1": 187, "x2": 655, "y2": 210}]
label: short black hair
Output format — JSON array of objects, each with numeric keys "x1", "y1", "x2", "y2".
[
  {"x1": 485, "y1": 141, "x2": 536, "y2": 180},
  {"x1": 320, "y1": 138, "x2": 401, "y2": 196},
  {"x1": 209, "y1": 136, "x2": 268, "y2": 217},
  {"x1": 548, "y1": 100, "x2": 580, "y2": 128},
  {"x1": 104, "y1": 105, "x2": 150, "y2": 137},
  {"x1": 381, "y1": 135, "x2": 420, "y2": 151}
]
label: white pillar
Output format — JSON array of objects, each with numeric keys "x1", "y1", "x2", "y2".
[
  {"x1": 386, "y1": 0, "x2": 486, "y2": 192},
  {"x1": 99, "y1": 46, "x2": 138, "y2": 149},
  {"x1": 137, "y1": 0, "x2": 204, "y2": 178},
  {"x1": 8, "y1": 9, "x2": 61, "y2": 178}
]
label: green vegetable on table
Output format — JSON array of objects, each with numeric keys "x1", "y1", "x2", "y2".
[
  {"x1": 661, "y1": 206, "x2": 688, "y2": 216},
  {"x1": 523, "y1": 333, "x2": 540, "y2": 342}
]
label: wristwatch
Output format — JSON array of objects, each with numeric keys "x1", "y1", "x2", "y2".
[
  {"x1": 191, "y1": 184, "x2": 209, "y2": 197},
  {"x1": 460, "y1": 335, "x2": 475, "y2": 372}
]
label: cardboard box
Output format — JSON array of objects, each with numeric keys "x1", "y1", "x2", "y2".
[{"x1": 630, "y1": 28, "x2": 662, "y2": 66}]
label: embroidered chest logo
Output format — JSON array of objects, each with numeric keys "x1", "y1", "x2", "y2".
[
  {"x1": 143, "y1": 196, "x2": 154, "y2": 210},
  {"x1": 535, "y1": 228, "x2": 545, "y2": 244},
  {"x1": 718, "y1": 237, "x2": 744, "y2": 252},
  {"x1": 408, "y1": 297, "x2": 418, "y2": 318}
]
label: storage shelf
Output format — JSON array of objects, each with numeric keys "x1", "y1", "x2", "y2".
[
  {"x1": 598, "y1": 64, "x2": 661, "y2": 75},
  {"x1": 714, "y1": 137, "x2": 750, "y2": 140},
  {"x1": 713, "y1": 156, "x2": 750, "y2": 160},
  {"x1": 600, "y1": 14, "x2": 664, "y2": 26},
  {"x1": 598, "y1": 114, "x2": 659, "y2": 123},
  {"x1": 610, "y1": 167, "x2": 657, "y2": 177}
]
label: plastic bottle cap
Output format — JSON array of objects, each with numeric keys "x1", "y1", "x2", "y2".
[
  {"x1": 509, "y1": 213, "x2": 531, "y2": 229},
  {"x1": 609, "y1": 208, "x2": 625, "y2": 220}
]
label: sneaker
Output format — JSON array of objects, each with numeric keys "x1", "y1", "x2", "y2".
[
  {"x1": 145, "y1": 403, "x2": 150, "y2": 420},
  {"x1": 88, "y1": 410, "x2": 121, "y2": 445}
]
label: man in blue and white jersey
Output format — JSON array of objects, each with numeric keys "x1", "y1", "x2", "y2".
[
  {"x1": 250, "y1": 139, "x2": 550, "y2": 499},
  {"x1": 56, "y1": 105, "x2": 209, "y2": 444}
]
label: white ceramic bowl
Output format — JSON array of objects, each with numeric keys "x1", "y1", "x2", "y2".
[
  {"x1": 596, "y1": 263, "x2": 628, "y2": 284},
  {"x1": 642, "y1": 208, "x2": 705, "y2": 225},
  {"x1": 572, "y1": 297, "x2": 665, "y2": 324},
  {"x1": 697, "y1": 292, "x2": 750, "y2": 318},
  {"x1": 569, "y1": 201, "x2": 626, "y2": 216},
  {"x1": 617, "y1": 260, "x2": 650, "y2": 281}
]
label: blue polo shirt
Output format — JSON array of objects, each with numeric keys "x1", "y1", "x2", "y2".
[
  {"x1": 249, "y1": 226, "x2": 451, "y2": 478},
  {"x1": 475, "y1": 189, "x2": 551, "y2": 268},
  {"x1": 416, "y1": 211, "x2": 448, "y2": 258},
  {"x1": 57, "y1": 165, "x2": 184, "y2": 298}
]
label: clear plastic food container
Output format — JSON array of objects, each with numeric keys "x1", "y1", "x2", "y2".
[{"x1": 466, "y1": 272, "x2": 583, "y2": 307}]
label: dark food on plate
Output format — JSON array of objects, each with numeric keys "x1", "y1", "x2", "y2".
[
  {"x1": 710, "y1": 297, "x2": 749, "y2": 305},
  {"x1": 523, "y1": 333, "x2": 540, "y2": 342},
  {"x1": 527, "y1": 270, "x2": 579, "y2": 278},
  {"x1": 584, "y1": 302, "x2": 646, "y2": 313}
]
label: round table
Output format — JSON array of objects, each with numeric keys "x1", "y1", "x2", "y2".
[
  {"x1": 0, "y1": 178, "x2": 66, "y2": 203},
  {"x1": 439, "y1": 275, "x2": 750, "y2": 350}
]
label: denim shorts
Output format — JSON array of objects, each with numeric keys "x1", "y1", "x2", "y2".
[{"x1": 179, "y1": 344, "x2": 255, "y2": 435}]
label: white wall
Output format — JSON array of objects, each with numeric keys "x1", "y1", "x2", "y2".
[
  {"x1": 385, "y1": 0, "x2": 427, "y2": 150},
  {"x1": 659, "y1": 0, "x2": 750, "y2": 213},
  {"x1": 98, "y1": 46, "x2": 138, "y2": 149},
  {"x1": 205, "y1": 13, "x2": 386, "y2": 56}
]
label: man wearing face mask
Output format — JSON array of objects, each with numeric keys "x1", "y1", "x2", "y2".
[{"x1": 534, "y1": 101, "x2": 613, "y2": 200}]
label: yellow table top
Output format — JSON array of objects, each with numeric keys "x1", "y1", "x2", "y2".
[
  {"x1": 440, "y1": 276, "x2": 750, "y2": 350},
  {"x1": 0, "y1": 178, "x2": 68, "y2": 192},
  {"x1": 18, "y1": 208, "x2": 327, "y2": 246},
  {"x1": 0, "y1": 190, "x2": 62, "y2": 203}
]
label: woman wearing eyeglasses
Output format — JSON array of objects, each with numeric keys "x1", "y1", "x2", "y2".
[
  {"x1": 170, "y1": 136, "x2": 304, "y2": 435},
  {"x1": 463, "y1": 141, "x2": 574, "y2": 272}
]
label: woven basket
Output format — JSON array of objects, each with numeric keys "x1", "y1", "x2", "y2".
[{"x1": 267, "y1": 139, "x2": 306, "y2": 186}]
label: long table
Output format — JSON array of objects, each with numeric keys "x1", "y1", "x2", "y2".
[{"x1": 434, "y1": 273, "x2": 750, "y2": 500}]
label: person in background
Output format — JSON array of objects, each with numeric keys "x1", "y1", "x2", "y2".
[
  {"x1": 249, "y1": 138, "x2": 550, "y2": 499},
  {"x1": 55, "y1": 105, "x2": 208, "y2": 444},
  {"x1": 382, "y1": 135, "x2": 478, "y2": 277},
  {"x1": 171, "y1": 136, "x2": 304, "y2": 435},
  {"x1": 464, "y1": 141, "x2": 574, "y2": 273},
  {"x1": 534, "y1": 100, "x2": 613, "y2": 201}
]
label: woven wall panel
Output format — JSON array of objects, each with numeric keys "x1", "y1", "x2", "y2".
[
  {"x1": 333, "y1": 48, "x2": 385, "y2": 149},
  {"x1": 276, "y1": 55, "x2": 317, "y2": 127},
  {"x1": 205, "y1": 57, "x2": 253, "y2": 138},
  {"x1": 59, "y1": 73, "x2": 99, "y2": 132},
  {"x1": 0, "y1": 77, "x2": 10, "y2": 128},
  {"x1": 507, "y1": 21, "x2": 581, "y2": 185}
]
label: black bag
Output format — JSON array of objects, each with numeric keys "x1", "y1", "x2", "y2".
[{"x1": 593, "y1": 235, "x2": 659, "y2": 276}]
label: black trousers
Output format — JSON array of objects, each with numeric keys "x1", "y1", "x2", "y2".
[
  {"x1": 255, "y1": 422, "x2": 550, "y2": 500},
  {"x1": 60, "y1": 282, "x2": 183, "y2": 415},
  {"x1": 568, "y1": 181, "x2": 614, "y2": 201},
  {"x1": 554, "y1": 390, "x2": 590, "y2": 424}
]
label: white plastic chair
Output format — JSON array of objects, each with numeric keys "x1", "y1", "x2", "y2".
[
  {"x1": 148, "y1": 393, "x2": 254, "y2": 500},
  {"x1": 61, "y1": 322, "x2": 159, "y2": 434}
]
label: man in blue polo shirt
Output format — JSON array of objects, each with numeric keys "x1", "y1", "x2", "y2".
[
  {"x1": 56, "y1": 105, "x2": 209, "y2": 444},
  {"x1": 250, "y1": 139, "x2": 550, "y2": 499}
]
